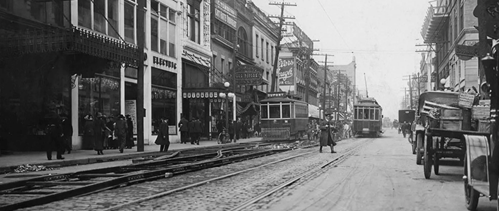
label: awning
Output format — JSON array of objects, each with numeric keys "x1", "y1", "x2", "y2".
[{"x1": 0, "y1": 13, "x2": 138, "y2": 65}]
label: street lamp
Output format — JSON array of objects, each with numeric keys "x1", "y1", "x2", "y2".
[{"x1": 220, "y1": 82, "x2": 231, "y2": 134}]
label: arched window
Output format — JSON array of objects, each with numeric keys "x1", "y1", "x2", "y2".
[{"x1": 237, "y1": 27, "x2": 248, "y2": 57}]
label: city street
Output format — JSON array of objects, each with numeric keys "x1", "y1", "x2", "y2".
[{"x1": 264, "y1": 129, "x2": 497, "y2": 211}]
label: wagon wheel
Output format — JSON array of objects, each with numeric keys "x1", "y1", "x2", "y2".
[
  {"x1": 463, "y1": 154, "x2": 479, "y2": 210},
  {"x1": 423, "y1": 135, "x2": 433, "y2": 179},
  {"x1": 416, "y1": 133, "x2": 424, "y2": 165}
]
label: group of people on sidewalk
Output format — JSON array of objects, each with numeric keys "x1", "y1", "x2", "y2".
[
  {"x1": 177, "y1": 115, "x2": 203, "y2": 145},
  {"x1": 82, "y1": 113, "x2": 134, "y2": 156},
  {"x1": 215, "y1": 118, "x2": 258, "y2": 143}
]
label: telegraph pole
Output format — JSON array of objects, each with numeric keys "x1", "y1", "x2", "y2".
[
  {"x1": 136, "y1": 0, "x2": 145, "y2": 151},
  {"x1": 315, "y1": 53, "x2": 334, "y2": 119},
  {"x1": 269, "y1": 1, "x2": 296, "y2": 92}
]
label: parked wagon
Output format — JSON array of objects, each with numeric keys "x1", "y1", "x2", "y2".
[
  {"x1": 259, "y1": 93, "x2": 308, "y2": 141},
  {"x1": 413, "y1": 91, "x2": 480, "y2": 179}
]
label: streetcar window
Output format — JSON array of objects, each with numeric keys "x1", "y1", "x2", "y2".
[
  {"x1": 375, "y1": 109, "x2": 379, "y2": 120},
  {"x1": 261, "y1": 105, "x2": 268, "y2": 119},
  {"x1": 354, "y1": 108, "x2": 358, "y2": 119},
  {"x1": 364, "y1": 108, "x2": 369, "y2": 119},
  {"x1": 269, "y1": 105, "x2": 280, "y2": 118},
  {"x1": 359, "y1": 109, "x2": 364, "y2": 120},
  {"x1": 370, "y1": 108, "x2": 374, "y2": 120},
  {"x1": 282, "y1": 104, "x2": 290, "y2": 118}
]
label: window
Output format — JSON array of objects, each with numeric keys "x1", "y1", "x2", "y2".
[
  {"x1": 261, "y1": 38, "x2": 264, "y2": 61},
  {"x1": 269, "y1": 105, "x2": 280, "y2": 118},
  {"x1": 151, "y1": 1, "x2": 176, "y2": 57},
  {"x1": 187, "y1": 0, "x2": 201, "y2": 43},
  {"x1": 78, "y1": 0, "x2": 91, "y2": 28},
  {"x1": 256, "y1": 34, "x2": 259, "y2": 58},
  {"x1": 238, "y1": 28, "x2": 248, "y2": 56},
  {"x1": 271, "y1": 46, "x2": 274, "y2": 63},
  {"x1": 78, "y1": 0, "x2": 120, "y2": 38},
  {"x1": 375, "y1": 109, "x2": 379, "y2": 120},
  {"x1": 261, "y1": 105, "x2": 268, "y2": 118},
  {"x1": 221, "y1": 58, "x2": 225, "y2": 74},
  {"x1": 282, "y1": 105, "x2": 290, "y2": 118},
  {"x1": 124, "y1": 1, "x2": 135, "y2": 43},
  {"x1": 266, "y1": 42, "x2": 269, "y2": 63},
  {"x1": 354, "y1": 108, "x2": 358, "y2": 119}
]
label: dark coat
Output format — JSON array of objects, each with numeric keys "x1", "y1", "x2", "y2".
[
  {"x1": 93, "y1": 118, "x2": 107, "y2": 151},
  {"x1": 179, "y1": 118, "x2": 189, "y2": 132},
  {"x1": 83, "y1": 120, "x2": 94, "y2": 149},
  {"x1": 193, "y1": 120, "x2": 202, "y2": 133},
  {"x1": 155, "y1": 121, "x2": 170, "y2": 145},
  {"x1": 61, "y1": 119, "x2": 73, "y2": 137},
  {"x1": 114, "y1": 119, "x2": 128, "y2": 136},
  {"x1": 319, "y1": 121, "x2": 336, "y2": 146}
]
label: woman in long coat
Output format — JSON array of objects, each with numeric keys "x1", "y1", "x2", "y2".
[
  {"x1": 319, "y1": 115, "x2": 337, "y2": 153},
  {"x1": 93, "y1": 114, "x2": 108, "y2": 155},
  {"x1": 155, "y1": 118, "x2": 170, "y2": 152},
  {"x1": 82, "y1": 115, "x2": 95, "y2": 150}
]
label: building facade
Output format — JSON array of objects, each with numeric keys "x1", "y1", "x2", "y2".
[
  {"x1": 420, "y1": 0, "x2": 479, "y2": 92},
  {"x1": 0, "y1": 0, "x2": 184, "y2": 151}
]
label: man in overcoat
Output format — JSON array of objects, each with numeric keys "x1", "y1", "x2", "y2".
[
  {"x1": 155, "y1": 118, "x2": 170, "y2": 152},
  {"x1": 178, "y1": 115, "x2": 189, "y2": 144},
  {"x1": 319, "y1": 114, "x2": 337, "y2": 153},
  {"x1": 114, "y1": 114, "x2": 128, "y2": 153}
]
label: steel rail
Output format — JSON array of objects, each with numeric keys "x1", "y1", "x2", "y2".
[
  {"x1": 102, "y1": 150, "x2": 319, "y2": 211},
  {"x1": 0, "y1": 146, "x2": 280, "y2": 211},
  {"x1": 229, "y1": 139, "x2": 372, "y2": 211}
]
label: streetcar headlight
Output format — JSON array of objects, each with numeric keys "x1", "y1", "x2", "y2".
[{"x1": 284, "y1": 120, "x2": 288, "y2": 123}]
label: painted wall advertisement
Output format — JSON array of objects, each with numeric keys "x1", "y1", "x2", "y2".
[
  {"x1": 278, "y1": 58, "x2": 295, "y2": 85},
  {"x1": 125, "y1": 100, "x2": 138, "y2": 135}
]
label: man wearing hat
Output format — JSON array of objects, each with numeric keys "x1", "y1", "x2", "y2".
[
  {"x1": 114, "y1": 114, "x2": 128, "y2": 153},
  {"x1": 319, "y1": 113, "x2": 337, "y2": 153},
  {"x1": 60, "y1": 114, "x2": 73, "y2": 154}
]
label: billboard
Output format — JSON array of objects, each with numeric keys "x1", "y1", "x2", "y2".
[{"x1": 278, "y1": 58, "x2": 295, "y2": 85}]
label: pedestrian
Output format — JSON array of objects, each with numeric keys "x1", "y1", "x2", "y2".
[
  {"x1": 178, "y1": 115, "x2": 189, "y2": 144},
  {"x1": 155, "y1": 118, "x2": 170, "y2": 152},
  {"x1": 82, "y1": 114, "x2": 95, "y2": 150},
  {"x1": 61, "y1": 114, "x2": 73, "y2": 154},
  {"x1": 125, "y1": 115, "x2": 135, "y2": 149},
  {"x1": 319, "y1": 114, "x2": 337, "y2": 153},
  {"x1": 46, "y1": 115, "x2": 64, "y2": 160},
  {"x1": 343, "y1": 122, "x2": 350, "y2": 139},
  {"x1": 195, "y1": 117, "x2": 203, "y2": 144},
  {"x1": 114, "y1": 114, "x2": 128, "y2": 153},
  {"x1": 235, "y1": 118, "x2": 242, "y2": 141},
  {"x1": 105, "y1": 116, "x2": 115, "y2": 149},
  {"x1": 228, "y1": 120, "x2": 235, "y2": 143},
  {"x1": 254, "y1": 122, "x2": 261, "y2": 137},
  {"x1": 93, "y1": 113, "x2": 109, "y2": 155}
]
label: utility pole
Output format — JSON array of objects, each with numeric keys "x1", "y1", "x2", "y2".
[
  {"x1": 269, "y1": 1, "x2": 296, "y2": 92},
  {"x1": 315, "y1": 53, "x2": 334, "y2": 119},
  {"x1": 336, "y1": 70, "x2": 342, "y2": 122},
  {"x1": 136, "y1": 0, "x2": 145, "y2": 152},
  {"x1": 403, "y1": 74, "x2": 414, "y2": 109}
]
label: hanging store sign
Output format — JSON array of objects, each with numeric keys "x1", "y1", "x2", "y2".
[
  {"x1": 455, "y1": 44, "x2": 477, "y2": 61},
  {"x1": 235, "y1": 65, "x2": 264, "y2": 86}
]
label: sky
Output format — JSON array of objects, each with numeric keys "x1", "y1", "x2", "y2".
[{"x1": 251, "y1": 0, "x2": 430, "y2": 120}]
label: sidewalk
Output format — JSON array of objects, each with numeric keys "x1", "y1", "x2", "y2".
[{"x1": 0, "y1": 137, "x2": 263, "y2": 175}]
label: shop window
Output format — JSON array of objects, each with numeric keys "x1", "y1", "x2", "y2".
[
  {"x1": 78, "y1": 75, "x2": 121, "y2": 135},
  {"x1": 151, "y1": 86, "x2": 176, "y2": 135}
]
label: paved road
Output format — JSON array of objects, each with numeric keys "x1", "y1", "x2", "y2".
[{"x1": 265, "y1": 129, "x2": 497, "y2": 211}]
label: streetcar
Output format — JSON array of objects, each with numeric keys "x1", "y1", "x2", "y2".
[
  {"x1": 352, "y1": 97, "x2": 383, "y2": 137},
  {"x1": 260, "y1": 92, "x2": 308, "y2": 141}
]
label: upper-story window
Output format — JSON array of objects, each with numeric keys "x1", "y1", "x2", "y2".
[
  {"x1": 151, "y1": 0, "x2": 176, "y2": 57},
  {"x1": 255, "y1": 34, "x2": 259, "y2": 58},
  {"x1": 261, "y1": 38, "x2": 264, "y2": 61},
  {"x1": 78, "y1": 0, "x2": 120, "y2": 39},
  {"x1": 187, "y1": 0, "x2": 201, "y2": 44},
  {"x1": 237, "y1": 27, "x2": 248, "y2": 57},
  {"x1": 266, "y1": 42, "x2": 269, "y2": 63},
  {"x1": 4, "y1": 0, "x2": 69, "y2": 27}
]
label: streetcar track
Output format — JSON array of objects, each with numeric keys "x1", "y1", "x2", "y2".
[
  {"x1": 0, "y1": 143, "x2": 287, "y2": 211},
  {"x1": 102, "y1": 149, "x2": 317, "y2": 211},
  {"x1": 232, "y1": 138, "x2": 373, "y2": 211}
]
